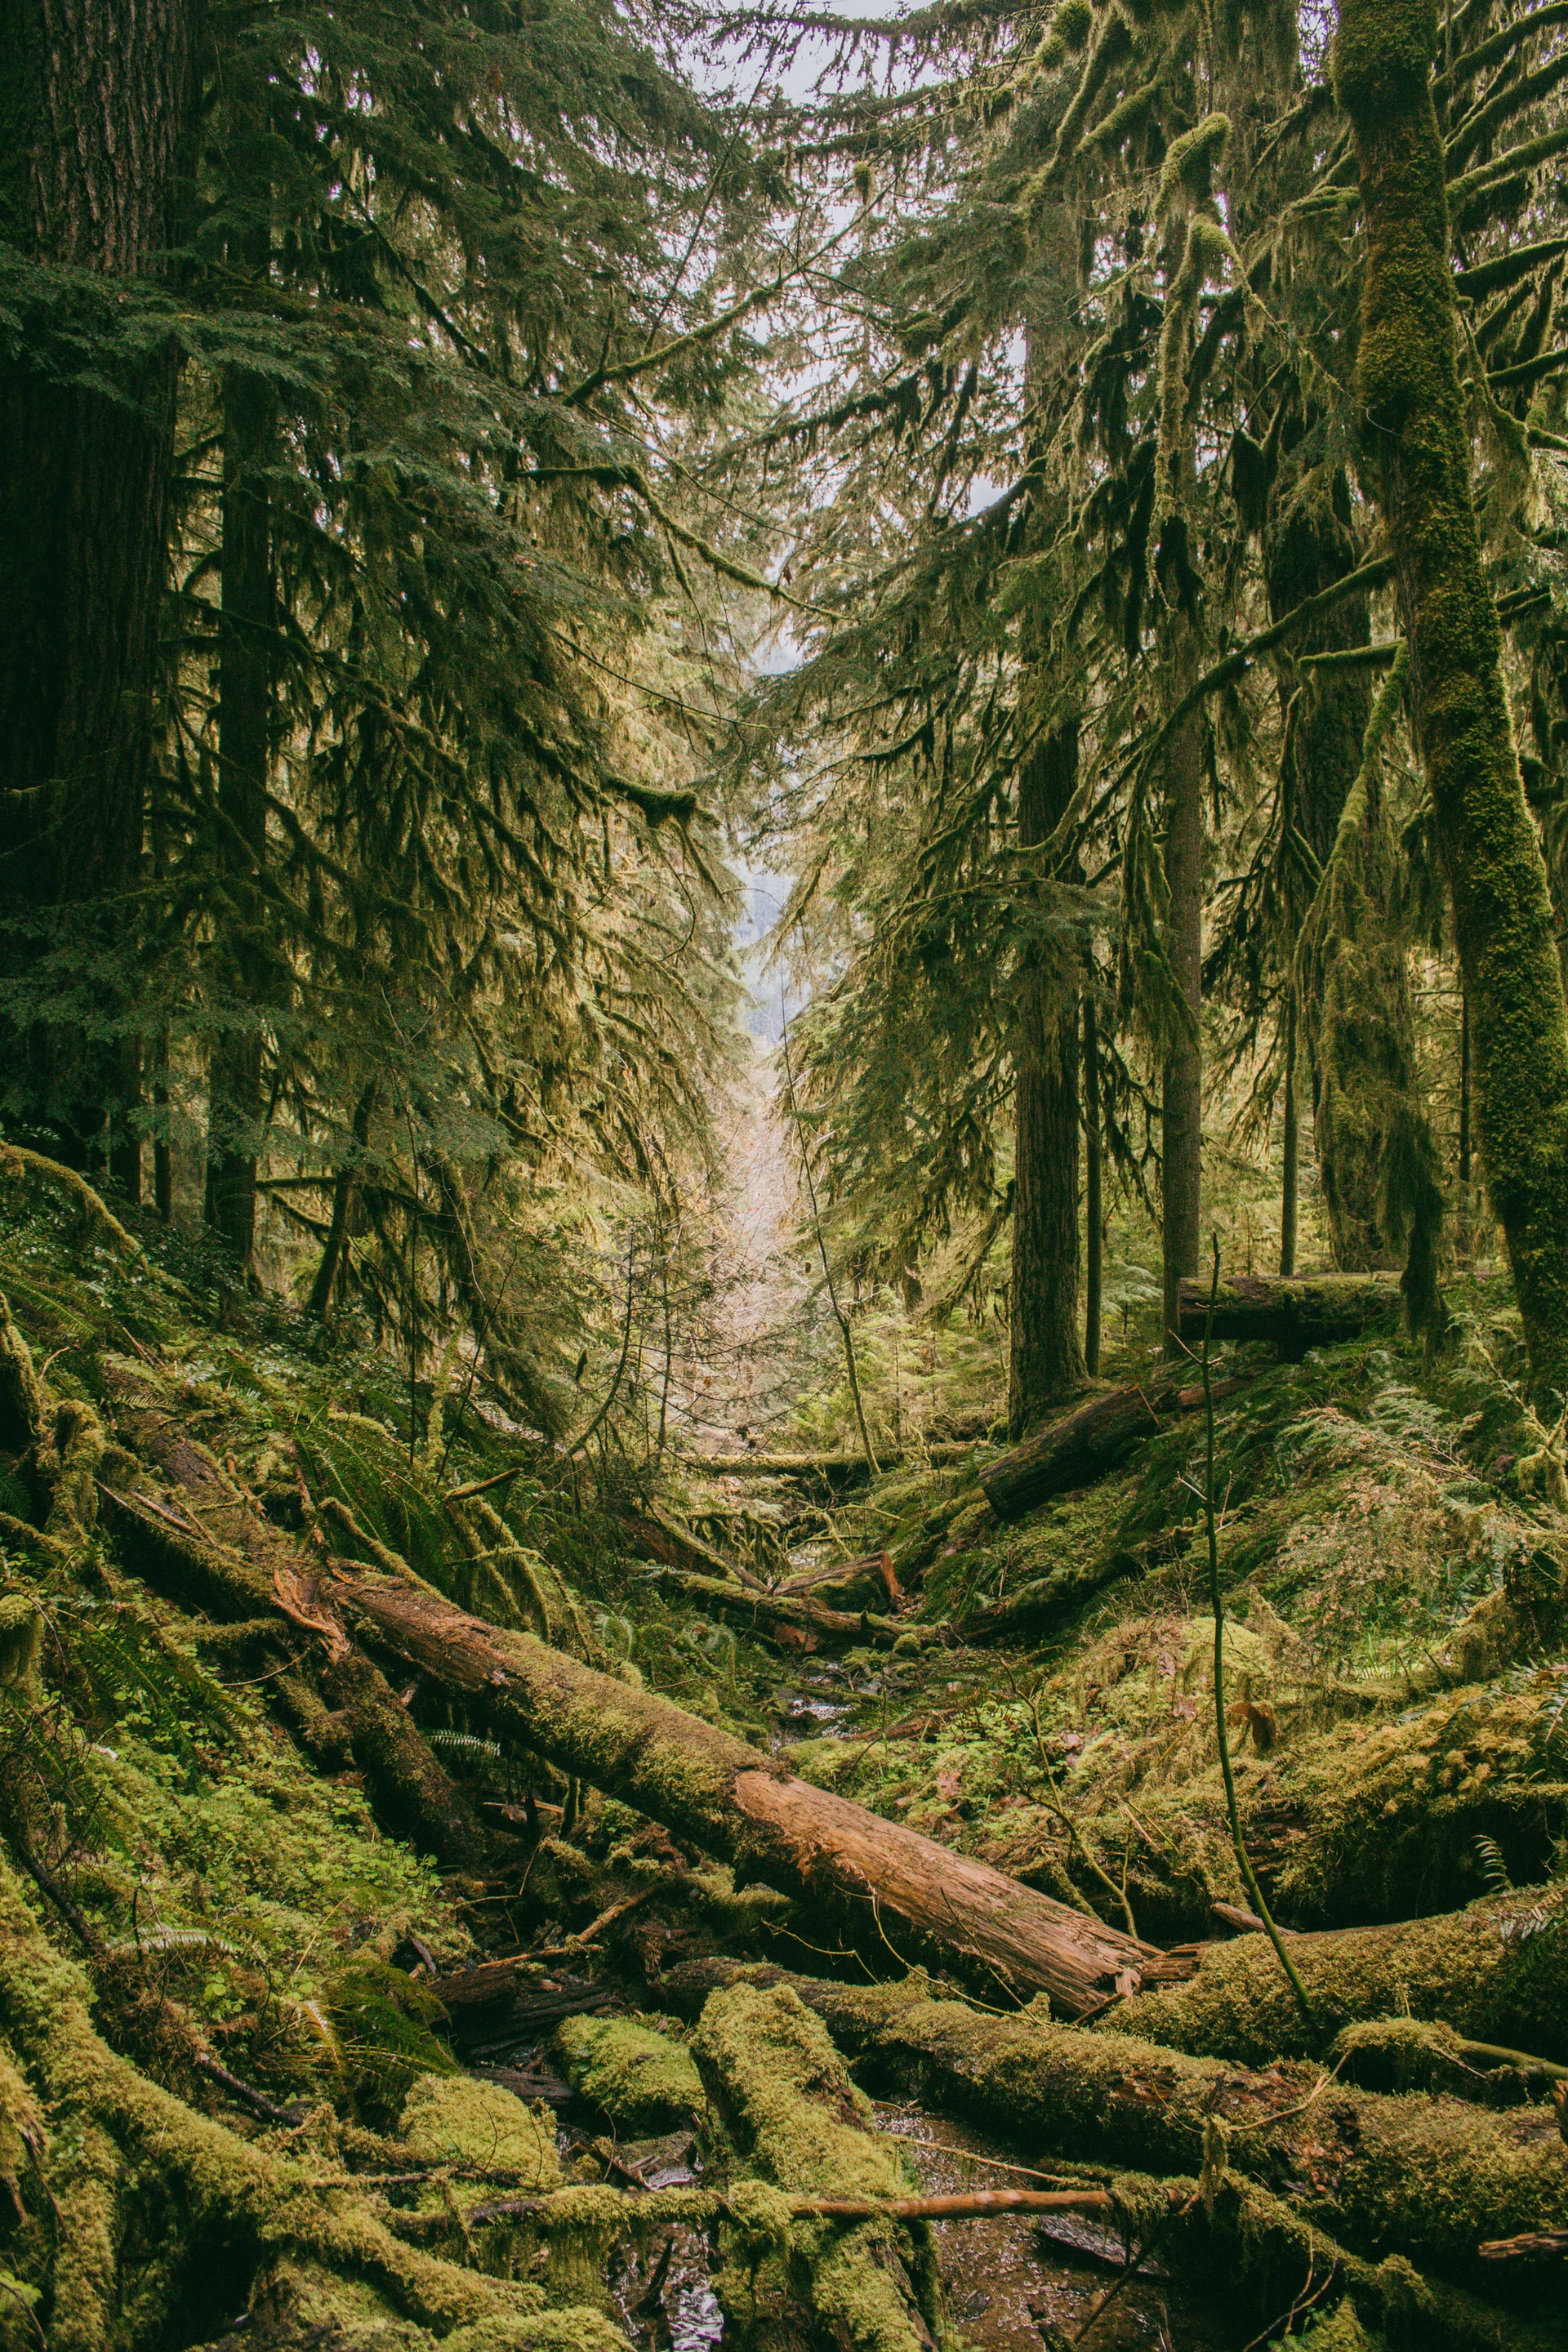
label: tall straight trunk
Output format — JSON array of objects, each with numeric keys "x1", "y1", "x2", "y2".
[
  {"x1": 0, "y1": 0, "x2": 195, "y2": 1173},
  {"x1": 1160, "y1": 666, "x2": 1204, "y2": 1354},
  {"x1": 1083, "y1": 987, "x2": 1102, "y2": 1378},
  {"x1": 1335, "y1": 0, "x2": 1568, "y2": 1404},
  {"x1": 206, "y1": 368, "x2": 274, "y2": 1262},
  {"x1": 1009, "y1": 720, "x2": 1085, "y2": 1436},
  {"x1": 1280, "y1": 995, "x2": 1299, "y2": 1277}
]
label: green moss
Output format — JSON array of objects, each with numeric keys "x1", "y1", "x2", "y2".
[
  {"x1": 555, "y1": 2014, "x2": 704, "y2": 2129},
  {"x1": 695, "y1": 1983, "x2": 939, "y2": 2352}
]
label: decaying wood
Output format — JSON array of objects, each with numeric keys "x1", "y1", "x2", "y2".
[
  {"x1": 100, "y1": 1365, "x2": 1174, "y2": 2011},
  {"x1": 682, "y1": 1442, "x2": 977, "y2": 1480},
  {"x1": 1175, "y1": 1270, "x2": 1401, "y2": 1356},
  {"x1": 332, "y1": 1569, "x2": 1173, "y2": 2011},
  {"x1": 979, "y1": 1376, "x2": 1251, "y2": 1523}
]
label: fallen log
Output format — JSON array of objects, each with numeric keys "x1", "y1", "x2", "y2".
[
  {"x1": 680, "y1": 1442, "x2": 977, "y2": 1481},
  {"x1": 693, "y1": 1979, "x2": 940, "y2": 2350},
  {"x1": 641, "y1": 1560, "x2": 937, "y2": 1653},
  {"x1": 98, "y1": 1366, "x2": 1173, "y2": 2012},
  {"x1": 779, "y1": 1548, "x2": 900, "y2": 1610},
  {"x1": 979, "y1": 1377, "x2": 1251, "y2": 1523},
  {"x1": 1110, "y1": 1886, "x2": 1568, "y2": 2067},
  {"x1": 330, "y1": 1569, "x2": 1173, "y2": 2011},
  {"x1": 1176, "y1": 1269, "x2": 1401, "y2": 1356},
  {"x1": 662, "y1": 1963, "x2": 1568, "y2": 2294}
]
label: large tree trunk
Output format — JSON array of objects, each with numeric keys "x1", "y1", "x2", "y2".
[
  {"x1": 1008, "y1": 719, "x2": 1085, "y2": 1434},
  {"x1": 206, "y1": 367, "x2": 274, "y2": 1263},
  {"x1": 1334, "y1": 0, "x2": 1568, "y2": 1405},
  {"x1": 0, "y1": 0, "x2": 196, "y2": 1175}
]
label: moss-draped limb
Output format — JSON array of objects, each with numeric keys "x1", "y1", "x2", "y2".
[
  {"x1": 665, "y1": 1963, "x2": 1568, "y2": 2295},
  {"x1": 1334, "y1": 0, "x2": 1568, "y2": 1405}
]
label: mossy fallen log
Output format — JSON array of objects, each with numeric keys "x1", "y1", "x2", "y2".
[
  {"x1": 0, "y1": 1846, "x2": 587, "y2": 2349},
  {"x1": 978, "y1": 1376, "x2": 1251, "y2": 1523},
  {"x1": 100, "y1": 1363, "x2": 1174, "y2": 2012},
  {"x1": 1111, "y1": 1888, "x2": 1568, "y2": 2067},
  {"x1": 693, "y1": 1979, "x2": 942, "y2": 2350},
  {"x1": 1115, "y1": 1682, "x2": 1568, "y2": 1939},
  {"x1": 334, "y1": 1568, "x2": 1183, "y2": 2011},
  {"x1": 662, "y1": 1962, "x2": 1568, "y2": 2296},
  {"x1": 641, "y1": 1560, "x2": 937, "y2": 1653},
  {"x1": 1175, "y1": 1271, "x2": 1401, "y2": 1356}
]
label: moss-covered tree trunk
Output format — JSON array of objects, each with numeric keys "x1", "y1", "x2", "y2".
[
  {"x1": 1009, "y1": 719, "x2": 1085, "y2": 1434},
  {"x1": 1334, "y1": 0, "x2": 1568, "y2": 1404}
]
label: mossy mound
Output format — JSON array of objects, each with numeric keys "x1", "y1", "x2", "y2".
[
  {"x1": 399, "y1": 2070, "x2": 559, "y2": 2193},
  {"x1": 554, "y1": 2013, "x2": 705, "y2": 2129}
]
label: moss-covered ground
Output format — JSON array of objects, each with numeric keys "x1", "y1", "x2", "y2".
[{"x1": 0, "y1": 1150, "x2": 1564, "y2": 2348}]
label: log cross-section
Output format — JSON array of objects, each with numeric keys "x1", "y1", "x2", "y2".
[{"x1": 328, "y1": 1570, "x2": 1173, "y2": 2015}]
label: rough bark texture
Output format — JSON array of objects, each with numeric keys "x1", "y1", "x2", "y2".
[
  {"x1": 0, "y1": 0, "x2": 196, "y2": 1171},
  {"x1": 99, "y1": 1359, "x2": 1175, "y2": 2011},
  {"x1": 1174, "y1": 1268, "x2": 1401, "y2": 1355},
  {"x1": 1335, "y1": 0, "x2": 1568, "y2": 1405},
  {"x1": 1009, "y1": 719, "x2": 1085, "y2": 1435},
  {"x1": 1266, "y1": 464, "x2": 1423, "y2": 1272},
  {"x1": 331, "y1": 1570, "x2": 1175, "y2": 2011}
]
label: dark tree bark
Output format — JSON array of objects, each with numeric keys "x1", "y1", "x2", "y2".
[
  {"x1": 1335, "y1": 0, "x2": 1568, "y2": 1406},
  {"x1": 1267, "y1": 467, "x2": 1426, "y2": 1274},
  {"x1": 0, "y1": 0, "x2": 197, "y2": 1174},
  {"x1": 207, "y1": 367, "x2": 275, "y2": 1262},
  {"x1": 1009, "y1": 719, "x2": 1085, "y2": 1435}
]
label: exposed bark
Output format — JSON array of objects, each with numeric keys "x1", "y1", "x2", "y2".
[
  {"x1": 99, "y1": 1357, "x2": 1175, "y2": 2011},
  {"x1": 100, "y1": 1372, "x2": 486, "y2": 1869},
  {"x1": 1335, "y1": 0, "x2": 1568, "y2": 1405},
  {"x1": 332, "y1": 1570, "x2": 1174, "y2": 2011},
  {"x1": 663, "y1": 1963, "x2": 1568, "y2": 2294},
  {"x1": 1009, "y1": 719, "x2": 1085, "y2": 1435},
  {"x1": 0, "y1": 0, "x2": 197, "y2": 1171},
  {"x1": 1174, "y1": 1268, "x2": 1401, "y2": 1356},
  {"x1": 639, "y1": 1561, "x2": 927, "y2": 1654},
  {"x1": 979, "y1": 1374, "x2": 1253, "y2": 1523}
]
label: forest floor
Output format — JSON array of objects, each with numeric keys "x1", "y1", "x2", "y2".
[{"x1": 0, "y1": 1145, "x2": 1564, "y2": 2352}]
